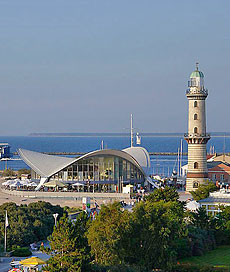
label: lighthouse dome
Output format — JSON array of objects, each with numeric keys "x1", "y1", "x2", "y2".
[
  {"x1": 187, "y1": 63, "x2": 206, "y2": 94},
  {"x1": 190, "y1": 70, "x2": 204, "y2": 78}
]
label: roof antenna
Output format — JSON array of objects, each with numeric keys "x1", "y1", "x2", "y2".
[{"x1": 196, "y1": 62, "x2": 199, "y2": 71}]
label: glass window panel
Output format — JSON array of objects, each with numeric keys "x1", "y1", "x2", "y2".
[
  {"x1": 114, "y1": 157, "x2": 119, "y2": 180},
  {"x1": 78, "y1": 171, "x2": 83, "y2": 181},
  {"x1": 127, "y1": 162, "x2": 130, "y2": 180},
  {"x1": 58, "y1": 171, "x2": 63, "y2": 180},
  {"x1": 99, "y1": 159, "x2": 104, "y2": 180},
  {"x1": 89, "y1": 171, "x2": 94, "y2": 180},
  {"x1": 131, "y1": 164, "x2": 135, "y2": 179},
  {"x1": 63, "y1": 171, "x2": 67, "y2": 181}
]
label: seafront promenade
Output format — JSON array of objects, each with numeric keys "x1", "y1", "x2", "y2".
[
  {"x1": 1, "y1": 188, "x2": 131, "y2": 201},
  {"x1": 0, "y1": 188, "x2": 191, "y2": 206},
  {"x1": 0, "y1": 178, "x2": 132, "y2": 207}
]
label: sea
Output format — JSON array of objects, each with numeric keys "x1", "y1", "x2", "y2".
[{"x1": 0, "y1": 134, "x2": 230, "y2": 177}]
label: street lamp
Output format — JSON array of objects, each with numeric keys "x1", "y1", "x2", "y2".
[{"x1": 53, "y1": 213, "x2": 59, "y2": 227}]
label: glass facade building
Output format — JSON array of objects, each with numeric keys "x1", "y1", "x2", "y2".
[
  {"x1": 19, "y1": 147, "x2": 150, "y2": 193},
  {"x1": 49, "y1": 155, "x2": 144, "y2": 184}
]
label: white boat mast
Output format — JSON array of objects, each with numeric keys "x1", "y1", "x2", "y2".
[
  {"x1": 131, "y1": 114, "x2": 134, "y2": 147},
  {"x1": 180, "y1": 139, "x2": 183, "y2": 177},
  {"x1": 177, "y1": 147, "x2": 180, "y2": 177}
]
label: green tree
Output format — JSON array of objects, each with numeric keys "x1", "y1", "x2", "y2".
[
  {"x1": 87, "y1": 202, "x2": 131, "y2": 266},
  {"x1": 2, "y1": 168, "x2": 15, "y2": 177},
  {"x1": 190, "y1": 181, "x2": 217, "y2": 201},
  {"x1": 145, "y1": 186, "x2": 179, "y2": 202},
  {"x1": 125, "y1": 199, "x2": 186, "y2": 270},
  {"x1": 0, "y1": 201, "x2": 63, "y2": 250},
  {"x1": 211, "y1": 206, "x2": 230, "y2": 245},
  {"x1": 187, "y1": 208, "x2": 216, "y2": 256},
  {"x1": 45, "y1": 213, "x2": 91, "y2": 272},
  {"x1": 189, "y1": 207, "x2": 211, "y2": 230}
]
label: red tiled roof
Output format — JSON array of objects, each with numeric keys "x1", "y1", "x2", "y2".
[
  {"x1": 208, "y1": 163, "x2": 230, "y2": 172},
  {"x1": 207, "y1": 155, "x2": 215, "y2": 160}
]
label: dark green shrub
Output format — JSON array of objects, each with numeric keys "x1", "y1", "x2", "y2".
[
  {"x1": 12, "y1": 247, "x2": 32, "y2": 257},
  {"x1": 188, "y1": 227, "x2": 216, "y2": 256},
  {"x1": 175, "y1": 238, "x2": 192, "y2": 259}
]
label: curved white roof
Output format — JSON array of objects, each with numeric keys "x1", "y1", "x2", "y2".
[
  {"x1": 18, "y1": 149, "x2": 75, "y2": 177},
  {"x1": 123, "y1": 147, "x2": 151, "y2": 175},
  {"x1": 18, "y1": 147, "x2": 150, "y2": 178}
]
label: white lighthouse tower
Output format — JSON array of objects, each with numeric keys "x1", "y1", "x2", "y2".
[{"x1": 184, "y1": 63, "x2": 210, "y2": 191}]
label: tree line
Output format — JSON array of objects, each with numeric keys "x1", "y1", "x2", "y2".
[
  {"x1": 43, "y1": 187, "x2": 230, "y2": 272},
  {"x1": 0, "y1": 201, "x2": 64, "y2": 252}
]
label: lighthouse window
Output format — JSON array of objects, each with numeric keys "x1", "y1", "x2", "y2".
[
  {"x1": 194, "y1": 114, "x2": 198, "y2": 120},
  {"x1": 194, "y1": 101, "x2": 197, "y2": 107},
  {"x1": 193, "y1": 181, "x2": 199, "y2": 188},
  {"x1": 194, "y1": 127, "x2": 198, "y2": 133},
  {"x1": 194, "y1": 162, "x2": 198, "y2": 169}
]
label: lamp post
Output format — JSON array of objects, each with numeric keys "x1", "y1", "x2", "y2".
[{"x1": 53, "y1": 213, "x2": 59, "y2": 227}]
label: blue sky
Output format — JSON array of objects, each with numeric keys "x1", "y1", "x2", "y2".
[{"x1": 0, "y1": 0, "x2": 229, "y2": 135}]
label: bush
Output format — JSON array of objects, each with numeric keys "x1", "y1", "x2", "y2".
[
  {"x1": 12, "y1": 247, "x2": 32, "y2": 257},
  {"x1": 63, "y1": 206, "x2": 81, "y2": 214},
  {"x1": 188, "y1": 227, "x2": 216, "y2": 256},
  {"x1": 190, "y1": 181, "x2": 217, "y2": 201},
  {"x1": 175, "y1": 238, "x2": 192, "y2": 259}
]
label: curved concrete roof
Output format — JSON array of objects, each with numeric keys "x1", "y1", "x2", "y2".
[
  {"x1": 123, "y1": 146, "x2": 150, "y2": 175},
  {"x1": 18, "y1": 147, "x2": 150, "y2": 178},
  {"x1": 18, "y1": 149, "x2": 75, "y2": 177}
]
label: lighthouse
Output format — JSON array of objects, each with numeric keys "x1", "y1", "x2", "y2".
[{"x1": 184, "y1": 63, "x2": 210, "y2": 191}]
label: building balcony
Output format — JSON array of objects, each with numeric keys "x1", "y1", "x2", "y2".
[
  {"x1": 184, "y1": 133, "x2": 211, "y2": 138},
  {"x1": 186, "y1": 88, "x2": 208, "y2": 96}
]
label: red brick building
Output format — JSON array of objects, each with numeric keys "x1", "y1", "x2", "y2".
[{"x1": 208, "y1": 162, "x2": 230, "y2": 185}]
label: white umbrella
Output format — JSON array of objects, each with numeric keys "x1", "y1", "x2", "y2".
[
  {"x1": 72, "y1": 182, "x2": 84, "y2": 192},
  {"x1": 27, "y1": 182, "x2": 37, "y2": 187},
  {"x1": 186, "y1": 200, "x2": 200, "y2": 211},
  {"x1": 2, "y1": 180, "x2": 15, "y2": 186},
  {"x1": 20, "y1": 180, "x2": 30, "y2": 185},
  {"x1": 72, "y1": 182, "x2": 84, "y2": 186},
  {"x1": 10, "y1": 181, "x2": 22, "y2": 187}
]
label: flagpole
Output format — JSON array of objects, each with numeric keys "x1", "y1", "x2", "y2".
[
  {"x1": 4, "y1": 210, "x2": 8, "y2": 253},
  {"x1": 4, "y1": 211, "x2": 7, "y2": 252}
]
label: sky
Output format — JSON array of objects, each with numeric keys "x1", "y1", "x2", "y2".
[{"x1": 0, "y1": 0, "x2": 229, "y2": 135}]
